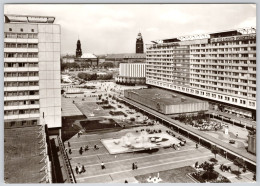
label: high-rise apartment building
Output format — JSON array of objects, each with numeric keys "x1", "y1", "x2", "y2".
[
  {"x1": 4, "y1": 14, "x2": 61, "y2": 129},
  {"x1": 146, "y1": 28, "x2": 256, "y2": 119}
]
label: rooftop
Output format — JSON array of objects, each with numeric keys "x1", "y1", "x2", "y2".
[
  {"x1": 151, "y1": 27, "x2": 256, "y2": 44},
  {"x1": 81, "y1": 53, "x2": 97, "y2": 59},
  {"x1": 4, "y1": 126, "x2": 46, "y2": 183},
  {"x1": 106, "y1": 53, "x2": 146, "y2": 59},
  {"x1": 5, "y1": 14, "x2": 55, "y2": 23},
  {"x1": 128, "y1": 88, "x2": 206, "y2": 106}
]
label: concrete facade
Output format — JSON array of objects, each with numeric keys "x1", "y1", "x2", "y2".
[
  {"x1": 146, "y1": 28, "x2": 256, "y2": 118},
  {"x1": 4, "y1": 15, "x2": 61, "y2": 128}
]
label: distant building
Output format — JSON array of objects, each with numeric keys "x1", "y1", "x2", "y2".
[
  {"x1": 62, "y1": 54, "x2": 75, "y2": 63},
  {"x1": 105, "y1": 53, "x2": 146, "y2": 67},
  {"x1": 115, "y1": 63, "x2": 146, "y2": 85},
  {"x1": 136, "y1": 32, "x2": 144, "y2": 53},
  {"x1": 4, "y1": 14, "x2": 61, "y2": 130},
  {"x1": 75, "y1": 53, "x2": 98, "y2": 66},
  {"x1": 75, "y1": 39, "x2": 82, "y2": 58}
]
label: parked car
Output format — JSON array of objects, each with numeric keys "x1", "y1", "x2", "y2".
[{"x1": 177, "y1": 136, "x2": 186, "y2": 143}]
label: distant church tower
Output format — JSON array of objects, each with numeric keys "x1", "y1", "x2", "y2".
[
  {"x1": 76, "y1": 39, "x2": 82, "y2": 58},
  {"x1": 136, "y1": 32, "x2": 144, "y2": 53}
]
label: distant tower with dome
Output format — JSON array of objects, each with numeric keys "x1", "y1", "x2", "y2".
[{"x1": 136, "y1": 32, "x2": 144, "y2": 53}]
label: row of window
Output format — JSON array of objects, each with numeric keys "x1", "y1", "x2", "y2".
[
  {"x1": 191, "y1": 59, "x2": 256, "y2": 65},
  {"x1": 4, "y1": 62, "x2": 38, "y2": 68},
  {"x1": 191, "y1": 65, "x2": 256, "y2": 71},
  {"x1": 8, "y1": 28, "x2": 35, "y2": 32},
  {"x1": 4, "y1": 81, "x2": 39, "y2": 87},
  {"x1": 4, "y1": 100, "x2": 39, "y2": 106},
  {"x1": 191, "y1": 74, "x2": 256, "y2": 79},
  {"x1": 4, "y1": 109, "x2": 39, "y2": 116},
  {"x1": 5, "y1": 33, "x2": 37, "y2": 39},
  {"x1": 5, "y1": 43, "x2": 38, "y2": 48},
  {"x1": 5, "y1": 119, "x2": 38, "y2": 126},
  {"x1": 190, "y1": 47, "x2": 256, "y2": 52},
  {"x1": 4, "y1": 52, "x2": 38, "y2": 58},
  {"x1": 4, "y1": 72, "x2": 39, "y2": 77},
  {"x1": 4, "y1": 91, "x2": 39, "y2": 97}
]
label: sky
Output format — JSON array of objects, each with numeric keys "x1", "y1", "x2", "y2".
[{"x1": 4, "y1": 4, "x2": 256, "y2": 55}]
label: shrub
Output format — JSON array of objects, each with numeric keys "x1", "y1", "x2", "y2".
[
  {"x1": 130, "y1": 117, "x2": 135, "y2": 122},
  {"x1": 201, "y1": 171, "x2": 218, "y2": 180}
]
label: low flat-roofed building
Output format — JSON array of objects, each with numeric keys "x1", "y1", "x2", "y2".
[
  {"x1": 115, "y1": 63, "x2": 146, "y2": 85},
  {"x1": 124, "y1": 88, "x2": 209, "y2": 114}
]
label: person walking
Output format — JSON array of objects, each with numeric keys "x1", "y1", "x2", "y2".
[
  {"x1": 75, "y1": 166, "x2": 79, "y2": 174},
  {"x1": 101, "y1": 162, "x2": 106, "y2": 169},
  {"x1": 135, "y1": 162, "x2": 138, "y2": 170},
  {"x1": 82, "y1": 165, "x2": 86, "y2": 173},
  {"x1": 132, "y1": 163, "x2": 135, "y2": 170},
  {"x1": 236, "y1": 132, "x2": 238, "y2": 138},
  {"x1": 196, "y1": 143, "x2": 199, "y2": 149},
  {"x1": 68, "y1": 141, "x2": 71, "y2": 147},
  {"x1": 69, "y1": 148, "x2": 72, "y2": 154}
]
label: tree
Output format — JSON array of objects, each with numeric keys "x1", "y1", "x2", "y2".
[
  {"x1": 202, "y1": 163, "x2": 215, "y2": 181},
  {"x1": 233, "y1": 157, "x2": 245, "y2": 177},
  {"x1": 211, "y1": 145, "x2": 220, "y2": 159},
  {"x1": 100, "y1": 62, "x2": 114, "y2": 68}
]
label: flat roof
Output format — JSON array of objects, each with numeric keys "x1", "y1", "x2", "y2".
[
  {"x1": 5, "y1": 14, "x2": 55, "y2": 23},
  {"x1": 4, "y1": 126, "x2": 46, "y2": 183},
  {"x1": 128, "y1": 88, "x2": 207, "y2": 105},
  {"x1": 106, "y1": 53, "x2": 146, "y2": 59},
  {"x1": 151, "y1": 27, "x2": 256, "y2": 43}
]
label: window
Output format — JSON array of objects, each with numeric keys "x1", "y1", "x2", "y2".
[
  {"x1": 31, "y1": 29, "x2": 34, "y2": 32},
  {"x1": 9, "y1": 28, "x2": 12, "y2": 31},
  {"x1": 20, "y1": 28, "x2": 23, "y2": 32}
]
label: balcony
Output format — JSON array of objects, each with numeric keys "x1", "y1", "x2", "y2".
[
  {"x1": 4, "y1": 48, "x2": 38, "y2": 53},
  {"x1": 4, "y1": 67, "x2": 39, "y2": 72},
  {"x1": 4, "y1": 38, "x2": 38, "y2": 43},
  {"x1": 4, "y1": 86, "x2": 39, "y2": 91},
  {"x1": 4, "y1": 104, "x2": 40, "y2": 111},
  {"x1": 4, "y1": 95, "x2": 40, "y2": 101},
  {"x1": 4, "y1": 76, "x2": 39, "y2": 82},
  {"x1": 4, "y1": 113, "x2": 40, "y2": 120},
  {"x1": 4, "y1": 58, "x2": 38, "y2": 62}
]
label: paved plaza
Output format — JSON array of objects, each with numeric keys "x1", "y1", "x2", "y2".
[{"x1": 64, "y1": 125, "x2": 254, "y2": 183}]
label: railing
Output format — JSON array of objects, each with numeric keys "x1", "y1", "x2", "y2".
[
  {"x1": 121, "y1": 97, "x2": 256, "y2": 172},
  {"x1": 57, "y1": 136, "x2": 76, "y2": 183}
]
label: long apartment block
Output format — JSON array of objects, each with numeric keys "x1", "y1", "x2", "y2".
[
  {"x1": 4, "y1": 14, "x2": 62, "y2": 129},
  {"x1": 146, "y1": 28, "x2": 256, "y2": 119}
]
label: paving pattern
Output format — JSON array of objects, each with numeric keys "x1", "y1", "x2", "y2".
[{"x1": 64, "y1": 125, "x2": 254, "y2": 183}]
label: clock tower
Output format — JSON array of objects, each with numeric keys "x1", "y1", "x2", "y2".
[{"x1": 136, "y1": 32, "x2": 144, "y2": 53}]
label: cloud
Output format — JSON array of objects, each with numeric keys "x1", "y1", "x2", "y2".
[
  {"x1": 160, "y1": 10, "x2": 195, "y2": 24},
  {"x1": 237, "y1": 17, "x2": 256, "y2": 28}
]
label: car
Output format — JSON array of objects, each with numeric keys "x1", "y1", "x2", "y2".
[
  {"x1": 229, "y1": 140, "x2": 235, "y2": 144},
  {"x1": 177, "y1": 136, "x2": 186, "y2": 143}
]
